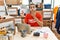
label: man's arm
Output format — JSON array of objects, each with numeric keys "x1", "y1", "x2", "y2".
[
  {"x1": 24, "y1": 14, "x2": 28, "y2": 24},
  {"x1": 31, "y1": 14, "x2": 43, "y2": 27}
]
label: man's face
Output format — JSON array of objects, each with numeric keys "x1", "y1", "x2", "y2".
[{"x1": 29, "y1": 4, "x2": 36, "y2": 12}]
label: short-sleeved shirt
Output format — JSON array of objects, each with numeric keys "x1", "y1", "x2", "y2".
[{"x1": 25, "y1": 12, "x2": 42, "y2": 27}]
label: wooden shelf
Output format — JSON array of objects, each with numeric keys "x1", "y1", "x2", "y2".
[{"x1": 43, "y1": 20, "x2": 52, "y2": 28}]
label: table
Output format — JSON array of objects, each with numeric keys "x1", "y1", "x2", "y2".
[{"x1": 14, "y1": 27, "x2": 58, "y2": 40}]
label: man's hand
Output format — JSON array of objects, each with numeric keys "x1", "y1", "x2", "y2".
[{"x1": 31, "y1": 14, "x2": 43, "y2": 27}]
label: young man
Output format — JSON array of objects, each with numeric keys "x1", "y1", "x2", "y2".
[{"x1": 25, "y1": 3, "x2": 43, "y2": 27}]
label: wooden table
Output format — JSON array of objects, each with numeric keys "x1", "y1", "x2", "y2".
[{"x1": 14, "y1": 27, "x2": 58, "y2": 40}]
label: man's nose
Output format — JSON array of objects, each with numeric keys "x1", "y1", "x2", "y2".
[{"x1": 32, "y1": 8, "x2": 34, "y2": 9}]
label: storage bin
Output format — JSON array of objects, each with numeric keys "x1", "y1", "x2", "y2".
[{"x1": 44, "y1": 4, "x2": 51, "y2": 9}]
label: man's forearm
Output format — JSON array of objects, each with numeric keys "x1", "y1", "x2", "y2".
[
  {"x1": 34, "y1": 17, "x2": 43, "y2": 27},
  {"x1": 31, "y1": 14, "x2": 43, "y2": 26}
]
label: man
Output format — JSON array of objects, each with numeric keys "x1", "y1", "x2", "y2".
[{"x1": 25, "y1": 3, "x2": 43, "y2": 27}]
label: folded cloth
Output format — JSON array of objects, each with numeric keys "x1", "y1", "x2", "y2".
[{"x1": 16, "y1": 23, "x2": 31, "y2": 34}]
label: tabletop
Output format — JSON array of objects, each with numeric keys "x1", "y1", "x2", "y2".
[{"x1": 14, "y1": 27, "x2": 58, "y2": 40}]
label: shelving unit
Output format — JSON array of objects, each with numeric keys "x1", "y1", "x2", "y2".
[
  {"x1": 43, "y1": 0, "x2": 53, "y2": 28},
  {"x1": 0, "y1": 0, "x2": 54, "y2": 28}
]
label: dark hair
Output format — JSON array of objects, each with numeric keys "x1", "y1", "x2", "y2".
[
  {"x1": 36, "y1": 5, "x2": 38, "y2": 8},
  {"x1": 29, "y1": 2, "x2": 35, "y2": 8}
]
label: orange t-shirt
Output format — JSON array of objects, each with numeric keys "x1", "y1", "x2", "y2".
[
  {"x1": 53, "y1": 6, "x2": 58, "y2": 24},
  {"x1": 25, "y1": 12, "x2": 42, "y2": 27}
]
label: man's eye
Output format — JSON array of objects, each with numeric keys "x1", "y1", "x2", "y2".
[
  {"x1": 30, "y1": 7, "x2": 32, "y2": 8},
  {"x1": 33, "y1": 6, "x2": 35, "y2": 8},
  {"x1": 30, "y1": 6, "x2": 35, "y2": 9}
]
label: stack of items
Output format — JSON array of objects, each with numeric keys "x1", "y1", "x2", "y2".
[
  {"x1": 0, "y1": 27, "x2": 7, "y2": 35},
  {"x1": 0, "y1": 27, "x2": 8, "y2": 40}
]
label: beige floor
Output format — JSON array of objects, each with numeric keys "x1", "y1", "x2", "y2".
[
  {"x1": 52, "y1": 22, "x2": 60, "y2": 40},
  {"x1": 52, "y1": 30, "x2": 60, "y2": 40}
]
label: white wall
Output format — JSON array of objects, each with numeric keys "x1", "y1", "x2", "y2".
[
  {"x1": 54, "y1": 0, "x2": 60, "y2": 7},
  {"x1": 32, "y1": 0, "x2": 42, "y2": 4},
  {"x1": 22, "y1": 0, "x2": 29, "y2": 5},
  {"x1": 44, "y1": 0, "x2": 51, "y2": 4}
]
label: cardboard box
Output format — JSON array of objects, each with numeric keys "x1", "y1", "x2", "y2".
[
  {"x1": 0, "y1": 0, "x2": 4, "y2": 5},
  {"x1": 6, "y1": 0, "x2": 20, "y2": 5}
]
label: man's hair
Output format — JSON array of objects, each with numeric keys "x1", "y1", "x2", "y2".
[{"x1": 29, "y1": 2, "x2": 35, "y2": 8}]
